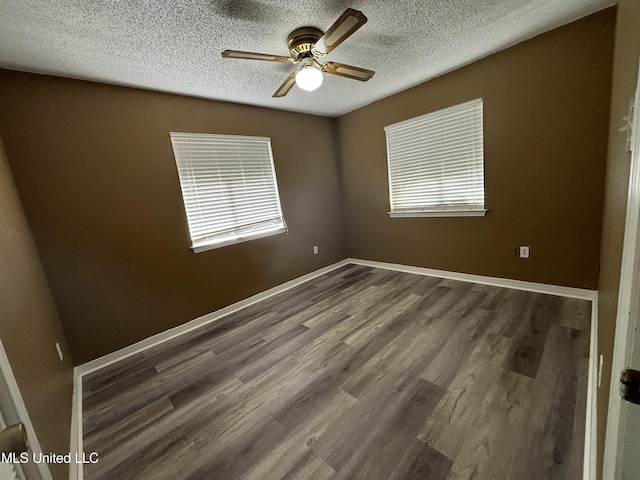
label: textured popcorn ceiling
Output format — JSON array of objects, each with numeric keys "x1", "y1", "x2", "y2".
[{"x1": 0, "y1": 0, "x2": 615, "y2": 117}]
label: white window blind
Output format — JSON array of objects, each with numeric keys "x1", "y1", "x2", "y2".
[
  {"x1": 170, "y1": 132, "x2": 287, "y2": 252},
  {"x1": 385, "y1": 98, "x2": 486, "y2": 217}
]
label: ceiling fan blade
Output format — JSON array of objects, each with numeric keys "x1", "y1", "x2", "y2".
[
  {"x1": 273, "y1": 73, "x2": 297, "y2": 98},
  {"x1": 221, "y1": 50, "x2": 291, "y2": 62},
  {"x1": 314, "y1": 8, "x2": 367, "y2": 55},
  {"x1": 322, "y1": 62, "x2": 375, "y2": 81}
]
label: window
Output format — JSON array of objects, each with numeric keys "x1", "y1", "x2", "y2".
[
  {"x1": 385, "y1": 98, "x2": 486, "y2": 217},
  {"x1": 170, "y1": 132, "x2": 287, "y2": 252}
]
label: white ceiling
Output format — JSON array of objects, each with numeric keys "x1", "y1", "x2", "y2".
[{"x1": 0, "y1": 0, "x2": 615, "y2": 117}]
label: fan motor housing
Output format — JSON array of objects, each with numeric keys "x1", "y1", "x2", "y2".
[{"x1": 287, "y1": 27, "x2": 323, "y2": 60}]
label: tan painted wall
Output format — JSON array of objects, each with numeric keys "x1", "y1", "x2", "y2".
[
  {"x1": 0, "y1": 138, "x2": 74, "y2": 480},
  {"x1": 337, "y1": 10, "x2": 615, "y2": 290},
  {"x1": 0, "y1": 71, "x2": 347, "y2": 364},
  {"x1": 597, "y1": 1, "x2": 640, "y2": 476}
]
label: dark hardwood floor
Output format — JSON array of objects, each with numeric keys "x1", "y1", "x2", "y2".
[{"x1": 81, "y1": 264, "x2": 591, "y2": 479}]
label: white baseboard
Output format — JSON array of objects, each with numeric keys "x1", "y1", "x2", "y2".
[
  {"x1": 585, "y1": 296, "x2": 599, "y2": 480},
  {"x1": 69, "y1": 366, "x2": 83, "y2": 480},
  {"x1": 348, "y1": 258, "x2": 598, "y2": 301},
  {"x1": 69, "y1": 257, "x2": 598, "y2": 480}
]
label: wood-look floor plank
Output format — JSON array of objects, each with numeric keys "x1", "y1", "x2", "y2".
[
  {"x1": 84, "y1": 363, "x2": 204, "y2": 435},
  {"x1": 418, "y1": 333, "x2": 512, "y2": 459},
  {"x1": 332, "y1": 378, "x2": 444, "y2": 479},
  {"x1": 84, "y1": 344, "x2": 227, "y2": 433},
  {"x1": 473, "y1": 282, "x2": 509, "y2": 309},
  {"x1": 82, "y1": 264, "x2": 590, "y2": 480},
  {"x1": 273, "y1": 338, "x2": 390, "y2": 432},
  {"x1": 446, "y1": 370, "x2": 535, "y2": 480},
  {"x1": 507, "y1": 293, "x2": 563, "y2": 378},
  {"x1": 301, "y1": 285, "x2": 381, "y2": 329},
  {"x1": 242, "y1": 390, "x2": 357, "y2": 480},
  {"x1": 183, "y1": 416, "x2": 286, "y2": 479},
  {"x1": 83, "y1": 361, "x2": 158, "y2": 405},
  {"x1": 84, "y1": 374, "x2": 244, "y2": 479},
  {"x1": 558, "y1": 297, "x2": 592, "y2": 332},
  {"x1": 508, "y1": 323, "x2": 589, "y2": 479},
  {"x1": 486, "y1": 289, "x2": 537, "y2": 338},
  {"x1": 234, "y1": 312, "x2": 350, "y2": 383},
  {"x1": 153, "y1": 346, "x2": 216, "y2": 373},
  {"x1": 83, "y1": 396, "x2": 173, "y2": 452},
  {"x1": 339, "y1": 292, "x2": 423, "y2": 348},
  {"x1": 82, "y1": 352, "x2": 152, "y2": 398},
  {"x1": 389, "y1": 439, "x2": 453, "y2": 480},
  {"x1": 339, "y1": 311, "x2": 440, "y2": 400},
  {"x1": 312, "y1": 376, "x2": 444, "y2": 473},
  {"x1": 169, "y1": 339, "x2": 356, "y2": 466},
  {"x1": 420, "y1": 308, "x2": 496, "y2": 388},
  {"x1": 340, "y1": 288, "x2": 487, "y2": 401},
  {"x1": 281, "y1": 450, "x2": 335, "y2": 480}
]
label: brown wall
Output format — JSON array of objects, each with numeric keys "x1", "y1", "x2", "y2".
[
  {"x1": 0, "y1": 72, "x2": 347, "y2": 364},
  {"x1": 0, "y1": 137, "x2": 74, "y2": 479},
  {"x1": 597, "y1": 0, "x2": 640, "y2": 476},
  {"x1": 337, "y1": 10, "x2": 615, "y2": 289}
]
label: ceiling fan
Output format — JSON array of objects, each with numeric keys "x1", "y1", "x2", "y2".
[{"x1": 221, "y1": 8, "x2": 375, "y2": 98}]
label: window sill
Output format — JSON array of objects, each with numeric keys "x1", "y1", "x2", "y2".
[
  {"x1": 191, "y1": 226, "x2": 287, "y2": 253},
  {"x1": 388, "y1": 209, "x2": 487, "y2": 218}
]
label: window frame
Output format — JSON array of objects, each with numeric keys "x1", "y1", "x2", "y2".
[
  {"x1": 170, "y1": 132, "x2": 287, "y2": 253},
  {"x1": 384, "y1": 98, "x2": 487, "y2": 218}
]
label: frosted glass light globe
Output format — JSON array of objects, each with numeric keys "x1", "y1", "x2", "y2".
[{"x1": 295, "y1": 67, "x2": 323, "y2": 92}]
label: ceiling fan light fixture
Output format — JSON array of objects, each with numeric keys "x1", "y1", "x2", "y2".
[
  {"x1": 222, "y1": 8, "x2": 373, "y2": 98},
  {"x1": 295, "y1": 65, "x2": 323, "y2": 92}
]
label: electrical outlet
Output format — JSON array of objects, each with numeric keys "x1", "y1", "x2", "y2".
[
  {"x1": 519, "y1": 246, "x2": 530, "y2": 259},
  {"x1": 55, "y1": 342, "x2": 64, "y2": 362},
  {"x1": 313, "y1": 245, "x2": 319, "y2": 255}
]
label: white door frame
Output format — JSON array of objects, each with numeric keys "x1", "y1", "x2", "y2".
[
  {"x1": 602, "y1": 61, "x2": 640, "y2": 480},
  {"x1": 0, "y1": 340, "x2": 52, "y2": 480}
]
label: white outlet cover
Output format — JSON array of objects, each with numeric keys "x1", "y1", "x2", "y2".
[
  {"x1": 520, "y1": 246, "x2": 530, "y2": 258},
  {"x1": 313, "y1": 246, "x2": 319, "y2": 255},
  {"x1": 55, "y1": 342, "x2": 64, "y2": 362}
]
